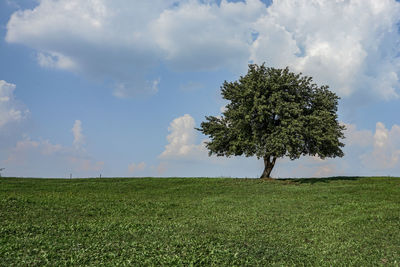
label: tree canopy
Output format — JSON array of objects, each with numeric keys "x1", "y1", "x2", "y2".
[{"x1": 197, "y1": 64, "x2": 345, "y2": 178}]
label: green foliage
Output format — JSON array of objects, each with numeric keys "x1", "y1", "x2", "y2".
[
  {"x1": 198, "y1": 64, "x2": 345, "y2": 162},
  {"x1": 1, "y1": 177, "x2": 400, "y2": 265}
]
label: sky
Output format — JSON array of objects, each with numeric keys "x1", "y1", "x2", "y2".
[{"x1": 1, "y1": 0, "x2": 400, "y2": 178}]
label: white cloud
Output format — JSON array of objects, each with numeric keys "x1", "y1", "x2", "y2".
[
  {"x1": 40, "y1": 139, "x2": 63, "y2": 155},
  {"x1": 250, "y1": 0, "x2": 400, "y2": 99},
  {"x1": 72, "y1": 120, "x2": 85, "y2": 149},
  {"x1": 151, "y1": 0, "x2": 266, "y2": 71},
  {"x1": 6, "y1": 0, "x2": 173, "y2": 97},
  {"x1": 37, "y1": 52, "x2": 76, "y2": 70},
  {"x1": 6, "y1": 0, "x2": 400, "y2": 99},
  {"x1": 128, "y1": 162, "x2": 146, "y2": 173},
  {"x1": 160, "y1": 114, "x2": 208, "y2": 160},
  {"x1": 0, "y1": 80, "x2": 29, "y2": 128},
  {"x1": 361, "y1": 122, "x2": 400, "y2": 170},
  {"x1": 158, "y1": 114, "x2": 267, "y2": 178},
  {"x1": 343, "y1": 123, "x2": 374, "y2": 147}
]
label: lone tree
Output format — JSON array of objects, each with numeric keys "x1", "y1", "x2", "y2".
[{"x1": 198, "y1": 64, "x2": 345, "y2": 178}]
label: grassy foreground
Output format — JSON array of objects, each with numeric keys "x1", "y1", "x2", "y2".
[{"x1": 1, "y1": 177, "x2": 400, "y2": 266}]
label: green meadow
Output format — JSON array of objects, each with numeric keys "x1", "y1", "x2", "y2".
[{"x1": 1, "y1": 177, "x2": 399, "y2": 266}]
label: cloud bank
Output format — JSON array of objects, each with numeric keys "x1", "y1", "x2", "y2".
[
  {"x1": 2, "y1": 118, "x2": 104, "y2": 178},
  {"x1": 6, "y1": 0, "x2": 400, "y2": 99},
  {"x1": 159, "y1": 115, "x2": 400, "y2": 177}
]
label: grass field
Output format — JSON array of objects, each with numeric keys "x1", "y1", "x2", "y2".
[{"x1": 1, "y1": 177, "x2": 400, "y2": 266}]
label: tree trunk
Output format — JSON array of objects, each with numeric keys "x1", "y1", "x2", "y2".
[{"x1": 260, "y1": 156, "x2": 277, "y2": 179}]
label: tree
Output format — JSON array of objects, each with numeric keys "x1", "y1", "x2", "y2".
[{"x1": 197, "y1": 64, "x2": 345, "y2": 178}]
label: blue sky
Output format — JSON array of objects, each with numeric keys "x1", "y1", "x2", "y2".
[{"x1": 1, "y1": 0, "x2": 400, "y2": 178}]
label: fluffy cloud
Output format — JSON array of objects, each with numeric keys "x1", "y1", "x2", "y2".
[
  {"x1": 159, "y1": 114, "x2": 208, "y2": 160},
  {"x1": 361, "y1": 122, "x2": 400, "y2": 170},
  {"x1": 7, "y1": 0, "x2": 400, "y2": 99},
  {"x1": 151, "y1": 0, "x2": 266, "y2": 71},
  {"x1": 0, "y1": 80, "x2": 28, "y2": 128},
  {"x1": 158, "y1": 114, "x2": 260, "y2": 177},
  {"x1": 250, "y1": 0, "x2": 400, "y2": 99},
  {"x1": 37, "y1": 51, "x2": 76, "y2": 70},
  {"x1": 6, "y1": 0, "x2": 173, "y2": 97},
  {"x1": 343, "y1": 123, "x2": 374, "y2": 148}
]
